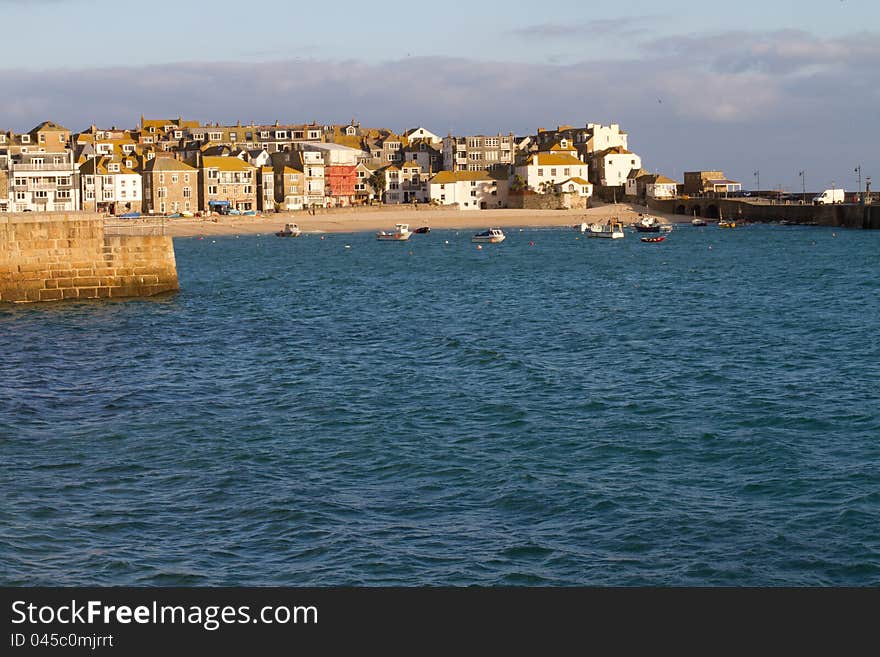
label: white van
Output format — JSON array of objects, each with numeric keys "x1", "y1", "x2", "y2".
[{"x1": 812, "y1": 189, "x2": 844, "y2": 205}]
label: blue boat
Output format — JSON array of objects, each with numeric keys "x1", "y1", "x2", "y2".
[{"x1": 117, "y1": 212, "x2": 141, "y2": 219}]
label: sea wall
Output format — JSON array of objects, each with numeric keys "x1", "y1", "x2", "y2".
[
  {"x1": 0, "y1": 212, "x2": 179, "y2": 303},
  {"x1": 648, "y1": 198, "x2": 880, "y2": 229},
  {"x1": 508, "y1": 192, "x2": 587, "y2": 210}
]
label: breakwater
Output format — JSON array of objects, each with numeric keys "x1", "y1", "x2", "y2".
[
  {"x1": 648, "y1": 198, "x2": 880, "y2": 229},
  {"x1": 0, "y1": 212, "x2": 178, "y2": 303}
]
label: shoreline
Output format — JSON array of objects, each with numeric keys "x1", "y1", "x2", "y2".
[{"x1": 163, "y1": 203, "x2": 680, "y2": 237}]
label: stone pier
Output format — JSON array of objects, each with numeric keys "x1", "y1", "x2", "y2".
[{"x1": 0, "y1": 212, "x2": 179, "y2": 303}]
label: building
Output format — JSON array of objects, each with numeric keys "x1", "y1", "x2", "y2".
[
  {"x1": 293, "y1": 142, "x2": 367, "y2": 206},
  {"x1": 79, "y1": 155, "x2": 143, "y2": 214},
  {"x1": 646, "y1": 174, "x2": 679, "y2": 199},
  {"x1": 274, "y1": 166, "x2": 305, "y2": 211},
  {"x1": 383, "y1": 161, "x2": 430, "y2": 204},
  {"x1": 683, "y1": 171, "x2": 742, "y2": 196},
  {"x1": 142, "y1": 157, "x2": 197, "y2": 214},
  {"x1": 199, "y1": 156, "x2": 257, "y2": 212},
  {"x1": 403, "y1": 127, "x2": 442, "y2": 144},
  {"x1": 8, "y1": 149, "x2": 79, "y2": 212},
  {"x1": 442, "y1": 133, "x2": 516, "y2": 173},
  {"x1": 513, "y1": 139, "x2": 589, "y2": 194},
  {"x1": 428, "y1": 170, "x2": 508, "y2": 210},
  {"x1": 625, "y1": 167, "x2": 652, "y2": 199},
  {"x1": 594, "y1": 147, "x2": 641, "y2": 188},
  {"x1": 0, "y1": 149, "x2": 10, "y2": 212},
  {"x1": 402, "y1": 139, "x2": 443, "y2": 174}
]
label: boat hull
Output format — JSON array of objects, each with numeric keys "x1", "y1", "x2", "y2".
[{"x1": 376, "y1": 233, "x2": 412, "y2": 241}]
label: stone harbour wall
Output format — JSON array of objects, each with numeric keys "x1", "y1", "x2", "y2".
[{"x1": 0, "y1": 212, "x2": 179, "y2": 303}]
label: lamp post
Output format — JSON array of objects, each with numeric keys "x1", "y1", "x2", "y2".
[
  {"x1": 754, "y1": 170, "x2": 759, "y2": 192},
  {"x1": 855, "y1": 165, "x2": 861, "y2": 197},
  {"x1": 798, "y1": 170, "x2": 805, "y2": 205}
]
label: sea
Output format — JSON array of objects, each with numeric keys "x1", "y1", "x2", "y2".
[{"x1": 1, "y1": 223, "x2": 878, "y2": 586}]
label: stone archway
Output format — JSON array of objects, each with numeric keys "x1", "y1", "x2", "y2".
[
  {"x1": 690, "y1": 205, "x2": 701, "y2": 217},
  {"x1": 675, "y1": 204, "x2": 686, "y2": 215},
  {"x1": 706, "y1": 204, "x2": 719, "y2": 219}
]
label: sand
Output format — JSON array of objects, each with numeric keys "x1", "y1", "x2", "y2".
[{"x1": 162, "y1": 202, "x2": 682, "y2": 238}]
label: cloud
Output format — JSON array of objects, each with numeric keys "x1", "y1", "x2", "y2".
[
  {"x1": 510, "y1": 16, "x2": 664, "y2": 39},
  {"x1": 0, "y1": 28, "x2": 876, "y2": 189}
]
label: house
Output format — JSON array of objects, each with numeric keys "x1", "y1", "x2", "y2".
[
  {"x1": 142, "y1": 157, "x2": 198, "y2": 215},
  {"x1": 275, "y1": 166, "x2": 305, "y2": 211},
  {"x1": 276, "y1": 151, "x2": 325, "y2": 208},
  {"x1": 513, "y1": 139, "x2": 588, "y2": 193},
  {"x1": 383, "y1": 161, "x2": 429, "y2": 204},
  {"x1": 428, "y1": 170, "x2": 508, "y2": 210},
  {"x1": 594, "y1": 147, "x2": 641, "y2": 188},
  {"x1": 8, "y1": 149, "x2": 79, "y2": 212},
  {"x1": 354, "y1": 163, "x2": 381, "y2": 204},
  {"x1": 403, "y1": 127, "x2": 442, "y2": 144},
  {"x1": 0, "y1": 149, "x2": 11, "y2": 212},
  {"x1": 442, "y1": 133, "x2": 516, "y2": 173},
  {"x1": 555, "y1": 177, "x2": 593, "y2": 199},
  {"x1": 199, "y1": 156, "x2": 257, "y2": 212},
  {"x1": 292, "y1": 142, "x2": 367, "y2": 207},
  {"x1": 402, "y1": 139, "x2": 443, "y2": 174},
  {"x1": 79, "y1": 155, "x2": 142, "y2": 214},
  {"x1": 646, "y1": 174, "x2": 679, "y2": 199},
  {"x1": 625, "y1": 167, "x2": 652, "y2": 198},
  {"x1": 365, "y1": 132, "x2": 405, "y2": 168},
  {"x1": 683, "y1": 171, "x2": 742, "y2": 195}
]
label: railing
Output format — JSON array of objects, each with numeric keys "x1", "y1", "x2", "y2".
[
  {"x1": 12, "y1": 163, "x2": 75, "y2": 172},
  {"x1": 103, "y1": 217, "x2": 167, "y2": 236}
]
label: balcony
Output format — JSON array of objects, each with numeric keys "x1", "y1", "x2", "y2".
[{"x1": 12, "y1": 163, "x2": 75, "y2": 172}]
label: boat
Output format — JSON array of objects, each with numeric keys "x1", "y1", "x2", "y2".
[
  {"x1": 587, "y1": 220, "x2": 625, "y2": 239},
  {"x1": 660, "y1": 224, "x2": 673, "y2": 233},
  {"x1": 275, "y1": 223, "x2": 301, "y2": 238},
  {"x1": 717, "y1": 210, "x2": 736, "y2": 229},
  {"x1": 376, "y1": 223, "x2": 413, "y2": 241},
  {"x1": 471, "y1": 228, "x2": 506, "y2": 243},
  {"x1": 242, "y1": 210, "x2": 257, "y2": 216},
  {"x1": 640, "y1": 236, "x2": 666, "y2": 243},
  {"x1": 413, "y1": 226, "x2": 431, "y2": 234},
  {"x1": 634, "y1": 214, "x2": 662, "y2": 232},
  {"x1": 180, "y1": 211, "x2": 195, "y2": 218},
  {"x1": 117, "y1": 212, "x2": 141, "y2": 219},
  {"x1": 574, "y1": 222, "x2": 589, "y2": 233}
]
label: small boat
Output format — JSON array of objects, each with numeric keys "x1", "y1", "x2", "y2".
[
  {"x1": 376, "y1": 223, "x2": 413, "y2": 241},
  {"x1": 660, "y1": 224, "x2": 673, "y2": 233},
  {"x1": 634, "y1": 214, "x2": 662, "y2": 232},
  {"x1": 640, "y1": 236, "x2": 666, "y2": 243},
  {"x1": 180, "y1": 211, "x2": 195, "y2": 218},
  {"x1": 117, "y1": 212, "x2": 141, "y2": 219},
  {"x1": 413, "y1": 226, "x2": 430, "y2": 234},
  {"x1": 574, "y1": 222, "x2": 589, "y2": 233},
  {"x1": 471, "y1": 228, "x2": 506, "y2": 243},
  {"x1": 588, "y1": 220, "x2": 625, "y2": 239},
  {"x1": 275, "y1": 223, "x2": 301, "y2": 238},
  {"x1": 717, "y1": 210, "x2": 736, "y2": 229}
]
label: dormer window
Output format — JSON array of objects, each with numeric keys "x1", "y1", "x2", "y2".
[
  {"x1": 275, "y1": 131, "x2": 287, "y2": 139},
  {"x1": 174, "y1": 131, "x2": 183, "y2": 139},
  {"x1": 21, "y1": 134, "x2": 30, "y2": 144},
  {"x1": 149, "y1": 127, "x2": 156, "y2": 133}
]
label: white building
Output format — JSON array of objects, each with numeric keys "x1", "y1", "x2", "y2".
[
  {"x1": 514, "y1": 140, "x2": 589, "y2": 194},
  {"x1": 80, "y1": 155, "x2": 142, "y2": 214},
  {"x1": 584, "y1": 123, "x2": 628, "y2": 154},
  {"x1": 646, "y1": 174, "x2": 678, "y2": 199},
  {"x1": 403, "y1": 127, "x2": 442, "y2": 144},
  {"x1": 8, "y1": 150, "x2": 80, "y2": 212},
  {"x1": 595, "y1": 147, "x2": 641, "y2": 187},
  {"x1": 428, "y1": 170, "x2": 508, "y2": 210}
]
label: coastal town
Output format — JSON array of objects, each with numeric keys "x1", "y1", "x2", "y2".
[{"x1": 0, "y1": 117, "x2": 748, "y2": 217}]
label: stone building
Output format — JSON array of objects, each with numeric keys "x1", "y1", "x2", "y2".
[
  {"x1": 199, "y1": 156, "x2": 257, "y2": 212},
  {"x1": 142, "y1": 157, "x2": 198, "y2": 214},
  {"x1": 442, "y1": 133, "x2": 516, "y2": 173}
]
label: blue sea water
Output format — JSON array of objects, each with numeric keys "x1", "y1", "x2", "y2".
[{"x1": 1, "y1": 223, "x2": 879, "y2": 586}]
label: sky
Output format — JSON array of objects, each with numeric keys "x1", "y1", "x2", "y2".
[{"x1": 1, "y1": 0, "x2": 878, "y2": 191}]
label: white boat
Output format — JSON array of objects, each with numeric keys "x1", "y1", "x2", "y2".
[
  {"x1": 472, "y1": 228, "x2": 506, "y2": 243},
  {"x1": 588, "y1": 221, "x2": 625, "y2": 239},
  {"x1": 376, "y1": 223, "x2": 412, "y2": 241},
  {"x1": 634, "y1": 214, "x2": 662, "y2": 232},
  {"x1": 275, "y1": 223, "x2": 301, "y2": 237},
  {"x1": 574, "y1": 222, "x2": 589, "y2": 233}
]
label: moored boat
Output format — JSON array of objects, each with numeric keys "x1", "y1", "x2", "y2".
[
  {"x1": 634, "y1": 214, "x2": 662, "y2": 232},
  {"x1": 376, "y1": 223, "x2": 413, "y2": 241},
  {"x1": 413, "y1": 226, "x2": 430, "y2": 234},
  {"x1": 472, "y1": 228, "x2": 505, "y2": 243},
  {"x1": 275, "y1": 223, "x2": 301, "y2": 237},
  {"x1": 640, "y1": 236, "x2": 666, "y2": 243},
  {"x1": 588, "y1": 220, "x2": 625, "y2": 239}
]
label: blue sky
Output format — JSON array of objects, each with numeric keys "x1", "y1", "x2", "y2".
[{"x1": 2, "y1": 0, "x2": 878, "y2": 191}]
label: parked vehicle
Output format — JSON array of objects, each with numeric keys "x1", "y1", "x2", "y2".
[{"x1": 812, "y1": 189, "x2": 844, "y2": 205}]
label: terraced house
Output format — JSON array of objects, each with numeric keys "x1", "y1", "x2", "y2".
[
  {"x1": 199, "y1": 156, "x2": 257, "y2": 212},
  {"x1": 143, "y1": 157, "x2": 198, "y2": 214},
  {"x1": 7, "y1": 149, "x2": 79, "y2": 212},
  {"x1": 79, "y1": 155, "x2": 142, "y2": 214},
  {"x1": 442, "y1": 133, "x2": 516, "y2": 173}
]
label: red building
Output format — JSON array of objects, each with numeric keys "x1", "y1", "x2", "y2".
[{"x1": 324, "y1": 164, "x2": 357, "y2": 206}]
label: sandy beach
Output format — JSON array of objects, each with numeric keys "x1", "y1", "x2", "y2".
[{"x1": 163, "y1": 202, "x2": 681, "y2": 237}]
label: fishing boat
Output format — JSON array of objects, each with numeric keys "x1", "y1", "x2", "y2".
[
  {"x1": 471, "y1": 228, "x2": 506, "y2": 243},
  {"x1": 588, "y1": 220, "x2": 625, "y2": 239},
  {"x1": 660, "y1": 224, "x2": 673, "y2": 233},
  {"x1": 275, "y1": 223, "x2": 301, "y2": 238},
  {"x1": 640, "y1": 236, "x2": 666, "y2": 243},
  {"x1": 634, "y1": 214, "x2": 662, "y2": 232},
  {"x1": 413, "y1": 226, "x2": 431, "y2": 234},
  {"x1": 376, "y1": 223, "x2": 413, "y2": 241},
  {"x1": 717, "y1": 210, "x2": 736, "y2": 229}
]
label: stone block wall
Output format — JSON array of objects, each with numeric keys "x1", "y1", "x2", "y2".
[{"x1": 0, "y1": 212, "x2": 179, "y2": 303}]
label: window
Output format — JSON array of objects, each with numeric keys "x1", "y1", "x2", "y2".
[
  {"x1": 275, "y1": 131, "x2": 287, "y2": 139},
  {"x1": 144, "y1": 137, "x2": 154, "y2": 144},
  {"x1": 550, "y1": 168, "x2": 557, "y2": 177},
  {"x1": 160, "y1": 202, "x2": 165, "y2": 213},
  {"x1": 183, "y1": 187, "x2": 192, "y2": 198},
  {"x1": 537, "y1": 169, "x2": 543, "y2": 177},
  {"x1": 207, "y1": 169, "x2": 219, "y2": 179},
  {"x1": 159, "y1": 173, "x2": 166, "y2": 184},
  {"x1": 120, "y1": 190, "x2": 127, "y2": 198},
  {"x1": 185, "y1": 201, "x2": 191, "y2": 211},
  {"x1": 174, "y1": 131, "x2": 183, "y2": 139},
  {"x1": 485, "y1": 138, "x2": 499, "y2": 147},
  {"x1": 440, "y1": 194, "x2": 445, "y2": 201},
  {"x1": 230, "y1": 133, "x2": 237, "y2": 141},
  {"x1": 308, "y1": 131, "x2": 320, "y2": 139},
  {"x1": 470, "y1": 190, "x2": 477, "y2": 197},
  {"x1": 14, "y1": 178, "x2": 26, "y2": 186},
  {"x1": 108, "y1": 163, "x2": 120, "y2": 172},
  {"x1": 57, "y1": 190, "x2": 71, "y2": 199},
  {"x1": 103, "y1": 190, "x2": 113, "y2": 200},
  {"x1": 564, "y1": 168, "x2": 570, "y2": 176},
  {"x1": 39, "y1": 133, "x2": 46, "y2": 144},
  {"x1": 260, "y1": 132, "x2": 270, "y2": 139},
  {"x1": 171, "y1": 174, "x2": 179, "y2": 184},
  {"x1": 119, "y1": 179, "x2": 126, "y2": 187},
  {"x1": 208, "y1": 185, "x2": 218, "y2": 195},
  {"x1": 15, "y1": 191, "x2": 27, "y2": 200},
  {"x1": 21, "y1": 135, "x2": 31, "y2": 143},
  {"x1": 157, "y1": 187, "x2": 167, "y2": 198},
  {"x1": 209, "y1": 132, "x2": 222, "y2": 141},
  {"x1": 183, "y1": 174, "x2": 190, "y2": 184},
  {"x1": 469, "y1": 153, "x2": 482, "y2": 161},
  {"x1": 468, "y1": 138, "x2": 482, "y2": 148},
  {"x1": 244, "y1": 185, "x2": 253, "y2": 194}
]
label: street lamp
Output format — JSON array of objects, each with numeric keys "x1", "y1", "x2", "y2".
[
  {"x1": 753, "y1": 170, "x2": 759, "y2": 192},
  {"x1": 855, "y1": 165, "x2": 862, "y2": 196},
  {"x1": 798, "y1": 170, "x2": 805, "y2": 205}
]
